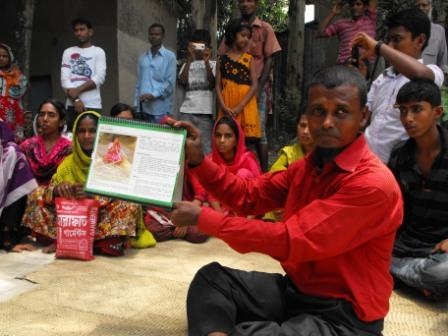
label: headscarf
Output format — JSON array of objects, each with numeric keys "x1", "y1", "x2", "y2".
[
  {"x1": 19, "y1": 135, "x2": 72, "y2": 185},
  {"x1": 210, "y1": 116, "x2": 262, "y2": 176},
  {"x1": 0, "y1": 43, "x2": 23, "y2": 92},
  {"x1": 51, "y1": 111, "x2": 100, "y2": 184},
  {"x1": 0, "y1": 43, "x2": 15, "y2": 65}
]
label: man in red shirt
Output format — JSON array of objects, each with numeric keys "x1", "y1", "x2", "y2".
[
  {"x1": 318, "y1": 0, "x2": 377, "y2": 65},
  {"x1": 170, "y1": 65, "x2": 403, "y2": 336}
]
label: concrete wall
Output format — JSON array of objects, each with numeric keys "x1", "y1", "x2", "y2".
[
  {"x1": 117, "y1": 0, "x2": 177, "y2": 108},
  {"x1": 28, "y1": 0, "x2": 118, "y2": 114},
  {"x1": 314, "y1": 0, "x2": 341, "y2": 66},
  {"x1": 0, "y1": 1, "x2": 23, "y2": 58},
  {"x1": 0, "y1": 0, "x2": 178, "y2": 116}
]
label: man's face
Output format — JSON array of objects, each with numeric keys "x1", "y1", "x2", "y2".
[
  {"x1": 305, "y1": 84, "x2": 367, "y2": 150},
  {"x1": 148, "y1": 26, "x2": 164, "y2": 47},
  {"x1": 238, "y1": 0, "x2": 257, "y2": 19},
  {"x1": 415, "y1": 0, "x2": 432, "y2": 16},
  {"x1": 73, "y1": 24, "x2": 92, "y2": 45},
  {"x1": 396, "y1": 100, "x2": 442, "y2": 138},
  {"x1": 349, "y1": 0, "x2": 367, "y2": 19},
  {"x1": 386, "y1": 26, "x2": 424, "y2": 58}
]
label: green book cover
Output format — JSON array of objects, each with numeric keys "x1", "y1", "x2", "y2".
[{"x1": 85, "y1": 116, "x2": 186, "y2": 208}]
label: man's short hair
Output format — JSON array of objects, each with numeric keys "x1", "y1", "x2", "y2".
[
  {"x1": 396, "y1": 78, "x2": 441, "y2": 106},
  {"x1": 149, "y1": 23, "x2": 165, "y2": 34},
  {"x1": 71, "y1": 17, "x2": 92, "y2": 29},
  {"x1": 305, "y1": 65, "x2": 367, "y2": 108},
  {"x1": 387, "y1": 8, "x2": 431, "y2": 50}
]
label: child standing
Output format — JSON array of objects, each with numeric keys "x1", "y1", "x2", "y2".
[
  {"x1": 178, "y1": 29, "x2": 216, "y2": 154},
  {"x1": 216, "y1": 19, "x2": 260, "y2": 144}
]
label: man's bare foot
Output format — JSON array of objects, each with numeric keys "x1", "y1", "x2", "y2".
[
  {"x1": 11, "y1": 243, "x2": 37, "y2": 252},
  {"x1": 42, "y1": 243, "x2": 56, "y2": 253}
]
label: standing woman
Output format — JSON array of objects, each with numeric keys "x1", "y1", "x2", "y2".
[
  {"x1": 0, "y1": 43, "x2": 28, "y2": 142},
  {"x1": 22, "y1": 111, "x2": 149, "y2": 256},
  {"x1": 216, "y1": 19, "x2": 260, "y2": 144},
  {"x1": 20, "y1": 99, "x2": 71, "y2": 185}
]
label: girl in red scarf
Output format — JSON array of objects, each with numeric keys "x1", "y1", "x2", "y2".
[
  {"x1": 0, "y1": 43, "x2": 28, "y2": 142},
  {"x1": 196, "y1": 116, "x2": 262, "y2": 214}
]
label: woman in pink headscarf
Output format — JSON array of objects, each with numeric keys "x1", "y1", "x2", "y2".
[{"x1": 194, "y1": 115, "x2": 262, "y2": 214}]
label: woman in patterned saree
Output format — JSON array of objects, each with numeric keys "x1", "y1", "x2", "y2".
[{"x1": 22, "y1": 111, "x2": 155, "y2": 256}]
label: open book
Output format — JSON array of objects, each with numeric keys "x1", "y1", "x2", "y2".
[{"x1": 85, "y1": 117, "x2": 186, "y2": 208}]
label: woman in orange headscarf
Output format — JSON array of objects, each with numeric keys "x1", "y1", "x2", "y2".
[{"x1": 0, "y1": 43, "x2": 28, "y2": 142}]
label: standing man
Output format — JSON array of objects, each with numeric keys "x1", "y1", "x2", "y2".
[
  {"x1": 61, "y1": 18, "x2": 106, "y2": 131},
  {"x1": 168, "y1": 66, "x2": 403, "y2": 335},
  {"x1": 415, "y1": 0, "x2": 448, "y2": 72},
  {"x1": 219, "y1": 0, "x2": 281, "y2": 172},
  {"x1": 318, "y1": 0, "x2": 377, "y2": 65},
  {"x1": 134, "y1": 23, "x2": 177, "y2": 124}
]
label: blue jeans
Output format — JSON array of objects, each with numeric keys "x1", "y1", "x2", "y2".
[{"x1": 391, "y1": 233, "x2": 448, "y2": 298}]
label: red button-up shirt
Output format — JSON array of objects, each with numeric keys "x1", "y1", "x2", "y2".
[{"x1": 193, "y1": 135, "x2": 403, "y2": 322}]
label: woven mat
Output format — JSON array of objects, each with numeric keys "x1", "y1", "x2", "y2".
[{"x1": 0, "y1": 238, "x2": 446, "y2": 336}]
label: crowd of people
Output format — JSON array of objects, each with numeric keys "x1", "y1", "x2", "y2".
[{"x1": 0, "y1": 0, "x2": 447, "y2": 335}]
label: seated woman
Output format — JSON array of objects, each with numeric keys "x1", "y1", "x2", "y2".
[
  {"x1": 264, "y1": 113, "x2": 315, "y2": 221},
  {"x1": 0, "y1": 122, "x2": 37, "y2": 251},
  {"x1": 270, "y1": 112, "x2": 314, "y2": 172},
  {"x1": 199, "y1": 116, "x2": 262, "y2": 214},
  {"x1": 110, "y1": 102, "x2": 136, "y2": 120},
  {"x1": 22, "y1": 111, "x2": 152, "y2": 256},
  {"x1": 20, "y1": 99, "x2": 71, "y2": 186}
]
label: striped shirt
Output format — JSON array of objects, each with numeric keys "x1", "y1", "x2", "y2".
[
  {"x1": 388, "y1": 125, "x2": 448, "y2": 246},
  {"x1": 325, "y1": 9, "x2": 377, "y2": 64}
]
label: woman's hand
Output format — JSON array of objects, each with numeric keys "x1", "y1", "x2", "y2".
[
  {"x1": 223, "y1": 106, "x2": 236, "y2": 117},
  {"x1": 232, "y1": 104, "x2": 243, "y2": 117},
  {"x1": 55, "y1": 182, "x2": 86, "y2": 199},
  {"x1": 171, "y1": 201, "x2": 201, "y2": 227},
  {"x1": 432, "y1": 239, "x2": 448, "y2": 253},
  {"x1": 173, "y1": 226, "x2": 188, "y2": 238}
]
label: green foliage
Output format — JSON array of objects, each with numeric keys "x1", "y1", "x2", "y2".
[
  {"x1": 217, "y1": 0, "x2": 288, "y2": 39},
  {"x1": 257, "y1": 0, "x2": 289, "y2": 31}
]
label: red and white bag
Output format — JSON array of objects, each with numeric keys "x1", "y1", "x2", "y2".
[{"x1": 55, "y1": 198, "x2": 99, "y2": 261}]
